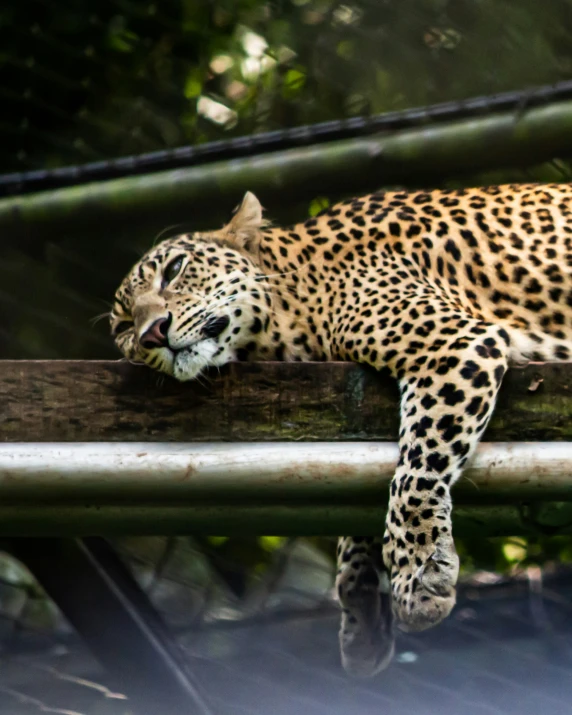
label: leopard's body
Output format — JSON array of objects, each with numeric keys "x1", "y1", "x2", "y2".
[{"x1": 111, "y1": 183, "x2": 572, "y2": 675}]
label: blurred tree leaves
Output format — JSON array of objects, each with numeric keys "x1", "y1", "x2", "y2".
[{"x1": 4, "y1": 0, "x2": 572, "y2": 174}]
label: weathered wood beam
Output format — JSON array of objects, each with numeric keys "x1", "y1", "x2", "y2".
[
  {"x1": 1, "y1": 360, "x2": 570, "y2": 443},
  {"x1": 2, "y1": 360, "x2": 571, "y2": 536}
]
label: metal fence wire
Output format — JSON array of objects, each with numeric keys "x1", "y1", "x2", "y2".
[{"x1": 0, "y1": 538, "x2": 571, "y2": 715}]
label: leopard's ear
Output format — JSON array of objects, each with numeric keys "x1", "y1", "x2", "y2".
[{"x1": 223, "y1": 192, "x2": 267, "y2": 254}]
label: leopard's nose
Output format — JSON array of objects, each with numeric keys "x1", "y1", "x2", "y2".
[{"x1": 139, "y1": 316, "x2": 171, "y2": 349}]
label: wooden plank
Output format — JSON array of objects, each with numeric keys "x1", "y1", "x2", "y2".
[{"x1": 1, "y1": 360, "x2": 571, "y2": 443}]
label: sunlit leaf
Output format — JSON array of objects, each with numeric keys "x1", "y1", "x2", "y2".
[
  {"x1": 184, "y1": 75, "x2": 203, "y2": 99},
  {"x1": 282, "y1": 67, "x2": 306, "y2": 98},
  {"x1": 208, "y1": 536, "x2": 230, "y2": 546},
  {"x1": 309, "y1": 197, "x2": 330, "y2": 216},
  {"x1": 259, "y1": 536, "x2": 287, "y2": 551},
  {"x1": 502, "y1": 537, "x2": 528, "y2": 564}
]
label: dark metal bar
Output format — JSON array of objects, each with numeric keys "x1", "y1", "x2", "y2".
[
  {"x1": 6, "y1": 537, "x2": 213, "y2": 715},
  {"x1": 3, "y1": 79, "x2": 572, "y2": 196}
]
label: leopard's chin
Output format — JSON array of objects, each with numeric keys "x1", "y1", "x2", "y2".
[
  {"x1": 171, "y1": 340, "x2": 230, "y2": 382},
  {"x1": 171, "y1": 347, "x2": 207, "y2": 382}
]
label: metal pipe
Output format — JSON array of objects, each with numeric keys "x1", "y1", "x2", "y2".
[
  {"x1": 0, "y1": 442, "x2": 571, "y2": 535},
  {"x1": 4, "y1": 99, "x2": 572, "y2": 240},
  {"x1": 0, "y1": 442, "x2": 571, "y2": 503}
]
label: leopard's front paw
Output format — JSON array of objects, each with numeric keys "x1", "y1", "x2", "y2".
[
  {"x1": 384, "y1": 524, "x2": 459, "y2": 632},
  {"x1": 336, "y1": 561, "x2": 394, "y2": 677}
]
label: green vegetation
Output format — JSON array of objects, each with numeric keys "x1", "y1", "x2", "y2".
[{"x1": 6, "y1": 0, "x2": 572, "y2": 173}]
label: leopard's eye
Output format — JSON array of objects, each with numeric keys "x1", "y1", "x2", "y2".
[
  {"x1": 113, "y1": 320, "x2": 133, "y2": 337},
  {"x1": 163, "y1": 256, "x2": 185, "y2": 285}
]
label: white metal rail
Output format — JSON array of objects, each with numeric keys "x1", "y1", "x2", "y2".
[{"x1": 0, "y1": 442, "x2": 570, "y2": 536}]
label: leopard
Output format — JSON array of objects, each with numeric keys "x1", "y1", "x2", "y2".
[{"x1": 110, "y1": 183, "x2": 572, "y2": 677}]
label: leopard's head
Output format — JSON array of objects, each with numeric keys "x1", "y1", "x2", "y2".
[{"x1": 110, "y1": 192, "x2": 272, "y2": 381}]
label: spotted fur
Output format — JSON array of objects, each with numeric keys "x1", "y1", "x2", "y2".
[{"x1": 111, "y1": 184, "x2": 572, "y2": 675}]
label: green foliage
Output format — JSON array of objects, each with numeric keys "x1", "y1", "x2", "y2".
[
  {"x1": 308, "y1": 196, "x2": 330, "y2": 216},
  {"x1": 457, "y1": 533, "x2": 572, "y2": 575},
  {"x1": 5, "y1": 0, "x2": 572, "y2": 174}
]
